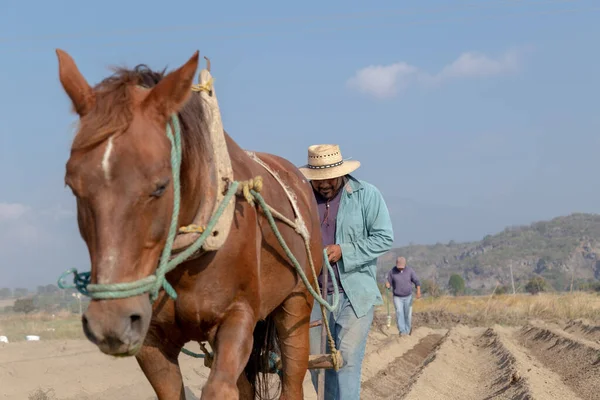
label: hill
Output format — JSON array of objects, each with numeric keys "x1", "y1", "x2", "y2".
[{"x1": 378, "y1": 213, "x2": 600, "y2": 294}]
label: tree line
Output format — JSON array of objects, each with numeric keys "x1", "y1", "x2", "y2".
[
  {"x1": 0, "y1": 284, "x2": 64, "y2": 299},
  {"x1": 419, "y1": 273, "x2": 600, "y2": 297},
  {"x1": 1, "y1": 284, "x2": 87, "y2": 315}
]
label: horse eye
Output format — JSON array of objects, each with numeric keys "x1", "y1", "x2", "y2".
[{"x1": 151, "y1": 180, "x2": 169, "y2": 197}]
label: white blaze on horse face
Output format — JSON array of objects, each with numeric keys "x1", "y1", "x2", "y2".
[
  {"x1": 97, "y1": 247, "x2": 119, "y2": 284},
  {"x1": 101, "y1": 137, "x2": 114, "y2": 181}
]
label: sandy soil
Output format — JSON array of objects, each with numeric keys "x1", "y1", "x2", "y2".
[{"x1": 2, "y1": 317, "x2": 599, "y2": 399}]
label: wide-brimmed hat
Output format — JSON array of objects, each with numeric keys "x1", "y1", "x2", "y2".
[{"x1": 298, "y1": 144, "x2": 360, "y2": 180}]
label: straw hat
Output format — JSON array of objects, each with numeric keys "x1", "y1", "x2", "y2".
[{"x1": 298, "y1": 144, "x2": 361, "y2": 180}]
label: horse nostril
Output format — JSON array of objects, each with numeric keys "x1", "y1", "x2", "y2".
[
  {"x1": 129, "y1": 314, "x2": 142, "y2": 334},
  {"x1": 82, "y1": 314, "x2": 96, "y2": 343}
]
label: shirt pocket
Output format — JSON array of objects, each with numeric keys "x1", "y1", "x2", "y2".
[
  {"x1": 338, "y1": 195, "x2": 365, "y2": 241},
  {"x1": 342, "y1": 211, "x2": 364, "y2": 241}
]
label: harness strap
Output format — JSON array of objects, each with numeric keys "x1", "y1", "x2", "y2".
[{"x1": 246, "y1": 151, "x2": 309, "y2": 239}]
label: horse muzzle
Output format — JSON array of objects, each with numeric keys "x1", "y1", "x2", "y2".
[{"x1": 82, "y1": 296, "x2": 151, "y2": 356}]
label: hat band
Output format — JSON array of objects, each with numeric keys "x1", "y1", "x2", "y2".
[{"x1": 307, "y1": 160, "x2": 344, "y2": 170}]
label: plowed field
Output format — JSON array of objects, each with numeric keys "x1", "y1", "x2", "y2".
[{"x1": 2, "y1": 315, "x2": 599, "y2": 399}]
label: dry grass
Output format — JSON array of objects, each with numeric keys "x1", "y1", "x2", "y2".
[
  {"x1": 379, "y1": 291, "x2": 600, "y2": 326},
  {"x1": 2, "y1": 292, "x2": 599, "y2": 343},
  {"x1": 0, "y1": 310, "x2": 84, "y2": 342}
]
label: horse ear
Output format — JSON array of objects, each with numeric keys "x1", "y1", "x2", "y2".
[
  {"x1": 56, "y1": 49, "x2": 95, "y2": 116},
  {"x1": 142, "y1": 51, "x2": 200, "y2": 118}
]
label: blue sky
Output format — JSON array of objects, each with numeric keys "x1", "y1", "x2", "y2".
[{"x1": 0, "y1": 0, "x2": 598, "y2": 288}]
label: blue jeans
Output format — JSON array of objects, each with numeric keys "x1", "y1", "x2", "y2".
[
  {"x1": 309, "y1": 292, "x2": 374, "y2": 400},
  {"x1": 393, "y1": 294, "x2": 413, "y2": 334}
]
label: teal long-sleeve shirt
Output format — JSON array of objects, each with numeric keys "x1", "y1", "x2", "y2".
[{"x1": 332, "y1": 175, "x2": 394, "y2": 318}]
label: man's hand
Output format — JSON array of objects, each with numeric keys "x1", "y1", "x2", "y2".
[
  {"x1": 416, "y1": 287, "x2": 422, "y2": 299},
  {"x1": 385, "y1": 282, "x2": 391, "y2": 289},
  {"x1": 326, "y1": 244, "x2": 342, "y2": 263}
]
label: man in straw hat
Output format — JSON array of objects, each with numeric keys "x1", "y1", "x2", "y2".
[{"x1": 299, "y1": 144, "x2": 394, "y2": 400}]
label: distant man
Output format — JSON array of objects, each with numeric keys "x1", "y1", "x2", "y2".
[
  {"x1": 385, "y1": 257, "x2": 421, "y2": 336},
  {"x1": 299, "y1": 144, "x2": 394, "y2": 400}
]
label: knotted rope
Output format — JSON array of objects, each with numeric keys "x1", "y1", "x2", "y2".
[{"x1": 191, "y1": 77, "x2": 214, "y2": 94}]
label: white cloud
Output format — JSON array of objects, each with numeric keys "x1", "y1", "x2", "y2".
[
  {"x1": 0, "y1": 203, "x2": 29, "y2": 221},
  {"x1": 347, "y1": 48, "x2": 523, "y2": 99},
  {"x1": 0, "y1": 202, "x2": 77, "y2": 246},
  {"x1": 346, "y1": 62, "x2": 419, "y2": 99},
  {"x1": 433, "y1": 50, "x2": 519, "y2": 82}
]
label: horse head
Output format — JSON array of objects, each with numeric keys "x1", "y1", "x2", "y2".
[{"x1": 57, "y1": 49, "x2": 200, "y2": 356}]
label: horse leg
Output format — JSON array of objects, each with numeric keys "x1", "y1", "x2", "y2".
[
  {"x1": 201, "y1": 304, "x2": 256, "y2": 400},
  {"x1": 135, "y1": 342, "x2": 186, "y2": 400},
  {"x1": 236, "y1": 371, "x2": 255, "y2": 400},
  {"x1": 273, "y1": 292, "x2": 312, "y2": 400}
]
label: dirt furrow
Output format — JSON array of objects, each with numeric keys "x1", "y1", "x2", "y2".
[
  {"x1": 564, "y1": 319, "x2": 600, "y2": 343},
  {"x1": 361, "y1": 326, "x2": 448, "y2": 383},
  {"x1": 401, "y1": 325, "x2": 529, "y2": 400},
  {"x1": 516, "y1": 320, "x2": 600, "y2": 400},
  {"x1": 492, "y1": 325, "x2": 584, "y2": 400},
  {"x1": 360, "y1": 331, "x2": 448, "y2": 399}
]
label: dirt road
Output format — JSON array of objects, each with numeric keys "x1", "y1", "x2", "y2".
[{"x1": 1, "y1": 318, "x2": 599, "y2": 399}]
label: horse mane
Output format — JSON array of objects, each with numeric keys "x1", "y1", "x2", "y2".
[{"x1": 71, "y1": 64, "x2": 210, "y2": 170}]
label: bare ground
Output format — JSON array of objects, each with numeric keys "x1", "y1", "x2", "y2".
[
  {"x1": 563, "y1": 318, "x2": 600, "y2": 343},
  {"x1": 515, "y1": 320, "x2": 600, "y2": 400},
  {"x1": 2, "y1": 316, "x2": 599, "y2": 399}
]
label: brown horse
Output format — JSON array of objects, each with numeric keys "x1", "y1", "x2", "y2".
[{"x1": 56, "y1": 49, "x2": 325, "y2": 399}]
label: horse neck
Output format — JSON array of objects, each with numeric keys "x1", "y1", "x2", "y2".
[{"x1": 176, "y1": 122, "x2": 216, "y2": 227}]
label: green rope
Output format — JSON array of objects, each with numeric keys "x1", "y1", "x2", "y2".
[
  {"x1": 250, "y1": 190, "x2": 339, "y2": 313},
  {"x1": 57, "y1": 112, "x2": 340, "y2": 363},
  {"x1": 181, "y1": 347, "x2": 205, "y2": 358}
]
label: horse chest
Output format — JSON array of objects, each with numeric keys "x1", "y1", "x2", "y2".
[{"x1": 173, "y1": 290, "x2": 232, "y2": 331}]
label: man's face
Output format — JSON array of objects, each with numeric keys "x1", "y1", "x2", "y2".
[
  {"x1": 311, "y1": 177, "x2": 343, "y2": 200},
  {"x1": 396, "y1": 257, "x2": 406, "y2": 270}
]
